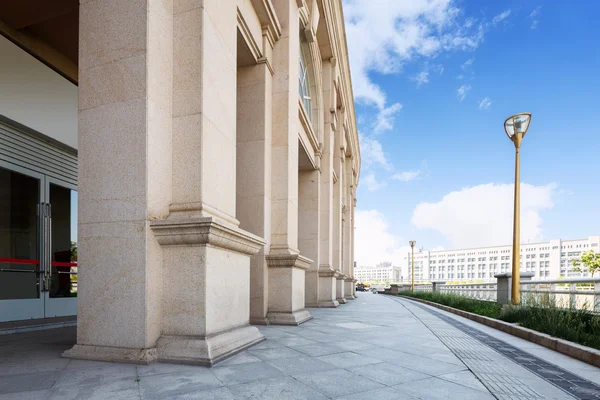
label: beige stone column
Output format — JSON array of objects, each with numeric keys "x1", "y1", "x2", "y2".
[
  {"x1": 299, "y1": 169, "x2": 320, "y2": 307},
  {"x1": 351, "y1": 195, "x2": 357, "y2": 297},
  {"x1": 237, "y1": 60, "x2": 272, "y2": 325},
  {"x1": 343, "y1": 157, "x2": 355, "y2": 300},
  {"x1": 334, "y1": 118, "x2": 346, "y2": 304},
  {"x1": 64, "y1": 0, "x2": 173, "y2": 364},
  {"x1": 267, "y1": 0, "x2": 311, "y2": 325},
  {"x1": 317, "y1": 60, "x2": 339, "y2": 308},
  {"x1": 149, "y1": 1, "x2": 265, "y2": 365}
]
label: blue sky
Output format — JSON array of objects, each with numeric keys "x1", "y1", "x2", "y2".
[{"x1": 343, "y1": 1, "x2": 600, "y2": 266}]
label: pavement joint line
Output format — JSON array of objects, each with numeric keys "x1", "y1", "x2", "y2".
[
  {"x1": 392, "y1": 296, "x2": 600, "y2": 400},
  {"x1": 387, "y1": 296, "x2": 498, "y2": 398}
]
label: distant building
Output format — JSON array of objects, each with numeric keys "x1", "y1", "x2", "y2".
[
  {"x1": 355, "y1": 262, "x2": 402, "y2": 283},
  {"x1": 401, "y1": 236, "x2": 600, "y2": 283}
]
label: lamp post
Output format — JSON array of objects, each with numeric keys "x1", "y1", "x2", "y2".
[
  {"x1": 504, "y1": 112, "x2": 532, "y2": 305},
  {"x1": 409, "y1": 241, "x2": 416, "y2": 292}
]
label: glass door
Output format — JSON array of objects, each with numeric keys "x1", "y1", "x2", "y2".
[
  {"x1": 0, "y1": 163, "x2": 45, "y2": 322},
  {"x1": 43, "y1": 178, "x2": 78, "y2": 318}
]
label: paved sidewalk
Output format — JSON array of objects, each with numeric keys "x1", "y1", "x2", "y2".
[{"x1": 1, "y1": 293, "x2": 599, "y2": 399}]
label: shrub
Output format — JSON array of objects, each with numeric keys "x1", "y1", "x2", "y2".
[
  {"x1": 400, "y1": 291, "x2": 600, "y2": 350},
  {"x1": 499, "y1": 297, "x2": 600, "y2": 350},
  {"x1": 400, "y1": 291, "x2": 501, "y2": 318}
]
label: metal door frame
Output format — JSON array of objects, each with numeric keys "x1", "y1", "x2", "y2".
[
  {"x1": 0, "y1": 160, "x2": 46, "y2": 322},
  {"x1": 43, "y1": 176, "x2": 78, "y2": 318}
]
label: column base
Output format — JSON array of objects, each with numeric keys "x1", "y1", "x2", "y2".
[
  {"x1": 267, "y1": 310, "x2": 312, "y2": 325},
  {"x1": 345, "y1": 295, "x2": 356, "y2": 300},
  {"x1": 337, "y1": 297, "x2": 348, "y2": 304},
  {"x1": 62, "y1": 345, "x2": 157, "y2": 365},
  {"x1": 310, "y1": 300, "x2": 339, "y2": 308},
  {"x1": 156, "y1": 325, "x2": 264, "y2": 366},
  {"x1": 250, "y1": 317, "x2": 270, "y2": 325}
]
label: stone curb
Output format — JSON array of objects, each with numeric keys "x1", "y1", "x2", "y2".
[{"x1": 395, "y1": 295, "x2": 600, "y2": 369}]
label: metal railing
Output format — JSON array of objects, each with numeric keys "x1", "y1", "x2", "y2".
[
  {"x1": 521, "y1": 278, "x2": 600, "y2": 312},
  {"x1": 414, "y1": 284, "x2": 433, "y2": 292},
  {"x1": 439, "y1": 282, "x2": 497, "y2": 302}
]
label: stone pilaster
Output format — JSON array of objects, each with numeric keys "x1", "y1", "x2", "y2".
[
  {"x1": 237, "y1": 60, "x2": 273, "y2": 325},
  {"x1": 64, "y1": 0, "x2": 173, "y2": 364},
  {"x1": 267, "y1": 0, "x2": 311, "y2": 322},
  {"x1": 299, "y1": 169, "x2": 321, "y2": 308},
  {"x1": 316, "y1": 59, "x2": 338, "y2": 308}
]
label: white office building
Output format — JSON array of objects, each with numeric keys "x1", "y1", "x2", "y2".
[
  {"x1": 355, "y1": 262, "x2": 402, "y2": 283},
  {"x1": 402, "y1": 236, "x2": 600, "y2": 283}
]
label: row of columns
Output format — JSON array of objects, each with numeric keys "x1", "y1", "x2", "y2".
[{"x1": 65, "y1": 0, "x2": 358, "y2": 367}]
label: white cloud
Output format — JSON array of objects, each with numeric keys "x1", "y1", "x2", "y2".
[
  {"x1": 355, "y1": 209, "x2": 412, "y2": 267},
  {"x1": 359, "y1": 135, "x2": 393, "y2": 170},
  {"x1": 374, "y1": 103, "x2": 403, "y2": 132},
  {"x1": 343, "y1": 0, "x2": 489, "y2": 130},
  {"x1": 411, "y1": 64, "x2": 444, "y2": 88},
  {"x1": 461, "y1": 58, "x2": 474, "y2": 70},
  {"x1": 492, "y1": 9, "x2": 511, "y2": 26},
  {"x1": 392, "y1": 170, "x2": 422, "y2": 182},
  {"x1": 411, "y1": 183, "x2": 557, "y2": 249},
  {"x1": 363, "y1": 173, "x2": 386, "y2": 192},
  {"x1": 411, "y1": 71, "x2": 429, "y2": 87},
  {"x1": 456, "y1": 74, "x2": 464, "y2": 80},
  {"x1": 457, "y1": 84, "x2": 471, "y2": 101},
  {"x1": 478, "y1": 97, "x2": 492, "y2": 110},
  {"x1": 529, "y1": 6, "x2": 541, "y2": 29}
]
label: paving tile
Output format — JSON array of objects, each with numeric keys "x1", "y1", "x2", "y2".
[
  {"x1": 248, "y1": 346, "x2": 305, "y2": 361},
  {"x1": 48, "y1": 377, "x2": 139, "y2": 400},
  {"x1": 394, "y1": 376, "x2": 495, "y2": 400},
  {"x1": 333, "y1": 386, "x2": 421, "y2": 400},
  {"x1": 0, "y1": 389, "x2": 53, "y2": 400},
  {"x1": 386, "y1": 351, "x2": 468, "y2": 376},
  {"x1": 292, "y1": 343, "x2": 346, "y2": 357},
  {"x1": 137, "y1": 363, "x2": 209, "y2": 377},
  {"x1": 333, "y1": 340, "x2": 377, "y2": 351},
  {"x1": 53, "y1": 363, "x2": 137, "y2": 388},
  {"x1": 348, "y1": 362, "x2": 430, "y2": 386},
  {"x1": 138, "y1": 368, "x2": 223, "y2": 399},
  {"x1": 0, "y1": 371, "x2": 61, "y2": 395},
  {"x1": 211, "y1": 361, "x2": 284, "y2": 386},
  {"x1": 247, "y1": 339, "x2": 286, "y2": 350},
  {"x1": 293, "y1": 368, "x2": 384, "y2": 398},
  {"x1": 272, "y1": 336, "x2": 317, "y2": 347},
  {"x1": 266, "y1": 356, "x2": 337, "y2": 375},
  {"x1": 0, "y1": 357, "x2": 70, "y2": 375},
  {"x1": 437, "y1": 370, "x2": 489, "y2": 392},
  {"x1": 317, "y1": 351, "x2": 381, "y2": 368},
  {"x1": 215, "y1": 351, "x2": 262, "y2": 367},
  {"x1": 228, "y1": 376, "x2": 328, "y2": 400}
]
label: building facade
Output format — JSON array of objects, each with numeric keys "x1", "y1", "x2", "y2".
[
  {"x1": 355, "y1": 262, "x2": 402, "y2": 283},
  {"x1": 0, "y1": 0, "x2": 360, "y2": 366},
  {"x1": 403, "y1": 236, "x2": 600, "y2": 283}
]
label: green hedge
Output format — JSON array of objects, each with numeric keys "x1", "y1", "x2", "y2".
[
  {"x1": 400, "y1": 291, "x2": 600, "y2": 350},
  {"x1": 401, "y1": 291, "x2": 501, "y2": 318}
]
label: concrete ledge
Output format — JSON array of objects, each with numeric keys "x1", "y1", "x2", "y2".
[
  {"x1": 397, "y1": 295, "x2": 600, "y2": 369},
  {"x1": 62, "y1": 344, "x2": 157, "y2": 365}
]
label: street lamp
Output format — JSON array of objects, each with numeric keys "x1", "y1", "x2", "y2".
[
  {"x1": 504, "y1": 112, "x2": 532, "y2": 305},
  {"x1": 409, "y1": 240, "x2": 416, "y2": 292}
]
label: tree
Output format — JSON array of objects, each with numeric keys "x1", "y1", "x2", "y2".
[{"x1": 572, "y1": 250, "x2": 600, "y2": 277}]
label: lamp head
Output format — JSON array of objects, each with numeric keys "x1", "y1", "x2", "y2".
[
  {"x1": 409, "y1": 240, "x2": 416, "y2": 248},
  {"x1": 504, "y1": 112, "x2": 532, "y2": 142}
]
